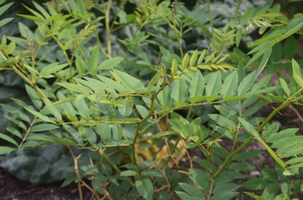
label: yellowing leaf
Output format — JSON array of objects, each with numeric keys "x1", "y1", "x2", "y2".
[
  {"x1": 190, "y1": 49, "x2": 198, "y2": 66},
  {"x1": 181, "y1": 53, "x2": 189, "y2": 70}
]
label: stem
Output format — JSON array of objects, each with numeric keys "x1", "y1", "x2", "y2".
[
  {"x1": 98, "y1": 148, "x2": 135, "y2": 187},
  {"x1": 213, "y1": 136, "x2": 252, "y2": 179},
  {"x1": 19, "y1": 116, "x2": 37, "y2": 148},
  {"x1": 131, "y1": 84, "x2": 168, "y2": 170},
  {"x1": 231, "y1": 100, "x2": 243, "y2": 152},
  {"x1": 199, "y1": 0, "x2": 213, "y2": 38},
  {"x1": 207, "y1": 178, "x2": 215, "y2": 200},
  {"x1": 105, "y1": 0, "x2": 112, "y2": 58},
  {"x1": 234, "y1": 0, "x2": 243, "y2": 15},
  {"x1": 207, "y1": 0, "x2": 213, "y2": 37},
  {"x1": 213, "y1": 98, "x2": 294, "y2": 179},
  {"x1": 110, "y1": 0, "x2": 126, "y2": 30},
  {"x1": 171, "y1": 7, "x2": 183, "y2": 58}
]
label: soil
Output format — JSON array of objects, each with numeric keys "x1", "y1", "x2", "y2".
[{"x1": 0, "y1": 166, "x2": 94, "y2": 200}]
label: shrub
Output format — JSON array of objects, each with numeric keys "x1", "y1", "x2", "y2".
[{"x1": 0, "y1": 0, "x2": 303, "y2": 199}]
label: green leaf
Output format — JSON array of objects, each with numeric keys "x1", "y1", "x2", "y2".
[
  {"x1": 212, "y1": 183, "x2": 240, "y2": 194},
  {"x1": 238, "y1": 71, "x2": 256, "y2": 95},
  {"x1": 44, "y1": 99, "x2": 62, "y2": 120},
  {"x1": 48, "y1": 137, "x2": 78, "y2": 147},
  {"x1": 238, "y1": 117, "x2": 260, "y2": 138},
  {"x1": 179, "y1": 183, "x2": 204, "y2": 199},
  {"x1": 189, "y1": 169, "x2": 210, "y2": 191},
  {"x1": 258, "y1": 138, "x2": 286, "y2": 169},
  {"x1": 197, "y1": 49, "x2": 206, "y2": 64},
  {"x1": 172, "y1": 78, "x2": 187, "y2": 102},
  {"x1": 22, "y1": 4, "x2": 45, "y2": 22},
  {"x1": 76, "y1": 78, "x2": 105, "y2": 94},
  {"x1": 25, "y1": 85, "x2": 42, "y2": 109},
  {"x1": 112, "y1": 69, "x2": 144, "y2": 90},
  {"x1": 206, "y1": 71, "x2": 221, "y2": 96},
  {"x1": 32, "y1": 1, "x2": 50, "y2": 19},
  {"x1": 128, "y1": 46, "x2": 149, "y2": 61},
  {"x1": 285, "y1": 157, "x2": 303, "y2": 165},
  {"x1": 261, "y1": 169, "x2": 278, "y2": 182},
  {"x1": 56, "y1": 82, "x2": 92, "y2": 94},
  {"x1": 31, "y1": 124, "x2": 59, "y2": 132},
  {"x1": 136, "y1": 105, "x2": 149, "y2": 118},
  {"x1": 244, "y1": 192, "x2": 266, "y2": 200},
  {"x1": 236, "y1": 29, "x2": 242, "y2": 47},
  {"x1": 135, "y1": 177, "x2": 153, "y2": 200},
  {"x1": 256, "y1": 47, "x2": 272, "y2": 77},
  {"x1": 0, "y1": 104, "x2": 30, "y2": 123},
  {"x1": 189, "y1": 96, "x2": 206, "y2": 103},
  {"x1": 118, "y1": 102, "x2": 132, "y2": 118},
  {"x1": 18, "y1": 22, "x2": 34, "y2": 38},
  {"x1": 182, "y1": 53, "x2": 189, "y2": 70},
  {"x1": 40, "y1": 62, "x2": 69, "y2": 77},
  {"x1": 147, "y1": 73, "x2": 160, "y2": 87},
  {"x1": 153, "y1": 131, "x2": 175, "y2": 137},
  {"x1": 280, "y1": 146, "x2": 303, "y2": 158},
  {"x1": 0, "y1": 17, "x2": 13, "y2": 27},
  {"x1": 221, "y1": 70, "x2": 238, "y2": 96},
  {"x1": 7, "y1": 40, "x2": 15, "y2": 54},
  {"x1": 141, "y1": 169, "x2": 164, "y2": 177},
  {"x1": 57, "y1": 91, "x2": 76, "y2": 115},
  {"x1": 232, "y1": 151, "x2": 262, "y2": 161},
  {"x1": 241, "y1": 6, "x2": 255, "y2": 24},
  {"x1": 63, "y1": 124, "x2": 83, "y2": 145},
  {"x1": 284, "y1": 36, "x2": 298, "y2": 59},
  {"x1": 0, "y1": 146, "x2": 15, "y2": 154},
  {"x1": 175, "y1": 191, "x2": 198, "y2": 200},
  {"x1": 75, "y1": 56, "x2": 86, "y2": 74},
  {"x1": 214, "y1": 105, "x2": 237, "y2": 118},
  {"x1": 227, "y1": 162, "x2": 255, "y2": 171},
  {"x1": 273, "y1": 194, "x2": 288, "y2": 200},
  {"x1": 189, "y1": 71, "x2": 204, "y2": 98},
  {"x1": 242, "y1": 178, "x2": 271, "y2": 190},
  {"x1": 7, "y1": 127, "x2": 22, "y2": 139},
  {"x1": 0, "y1": 133, "x2": 18, "y2": 146},
  {"x1": 171, "y1": 59, "x2": 178, "y2": 76},
  {"x1": 205, "y1": 51, "x2": 215, "y2": 64},
  {"x1": 211, "y1": 191, "x2": 239, "y2": 200},
  {"x1": 292, "y1": 59, "x2": 303, "y2": 88},
  {"x1": 24, "y1": 64, "x2": 39, "y2": 75},
  {"x1": 270, "y1": 43, "x2": 282, "y2": 62},
  {"x1": 84, "y1": 129, "x2": 96, "y2": 145},
  {"x1": 279, "y1": 78, "x2": 290, "y2": 96},
  {"x1": 88, "y1": 46, "x2": 99, "y2": 71},
  {"x1": 263, "y1": 183, "x2": 279, "y2": 199},
  {"x1": 242, "y1": 102, "x2": 265, "y2": 118},
  {"x1": 25, "y1": 107, "x2": 55, "y2": 123},
  {"x1": 157, "y1": 85, "x2": 170, "y2": 106},
  {"x1": 139, "y1": 161, "x2": 156, "y2": 170},
  {"x1": 209, "y1": 114, "x2": 235, "y2": 130},
  {"x1": 76, "y1": 0, "x2": 86, "y2": 17},
  {"x1": 18, "y1": 14, "x2": 44, "y2": 23},
  {"x1": 97, "y1": 56, "x2": 124, "y2": 70},
  {"x1": 27, "y1": 133, "x2": 52, "y2": 141},
  {"x1": 74, "y1": 98, "x2": 90, "y2": 118},
  {"x1": 4, "y1": 116, "x2": 27, "y2": 131},
  {"x1": 0, "y1": 2, "x2": 13, "y2": 16}
]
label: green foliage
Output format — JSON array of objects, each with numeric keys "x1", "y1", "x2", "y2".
[{"x1": 1, "y1": 0, "x2": 303, "y2": 199}]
